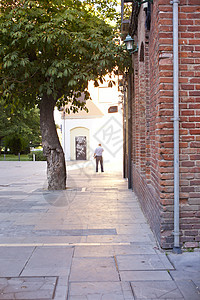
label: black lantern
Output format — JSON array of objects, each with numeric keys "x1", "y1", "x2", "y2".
[
  {"x1": 124, "y1": 34, "x2": 138, "y2": 55},
  {"x1": 124, "y1": 34, "x2": 134, "y2": 53}
]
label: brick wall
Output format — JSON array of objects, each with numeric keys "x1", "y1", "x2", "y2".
[
  {"x1": 131, "y1": 0, "x2": 200, "y2": 249},
  {"x1": 178, "y1": 0, "x2": 200, "y2": 248}
]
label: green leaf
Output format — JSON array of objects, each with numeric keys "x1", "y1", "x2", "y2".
[
  {"x1": 3, "y1": 60, "x2": 12, "y2": 68},
  {"x1": 47, "y1": 37, "x2": 51, "y2": 44},
  {"x1": 24, "y1": 72, "x2": 29, "y2": 79},
  {"x1": 2, "y1": 28, "x2": 7, "y2": 34},
  {"x1": 68, "y1": 80, "x2": 77, "y2": 87},
  {"x1": 57, "y1": 72, "x2": 63, "y2": 78},
  {"x1": 63, "y1": 69, "x2": 68, "y2": 77},
  {"x1": 10, "y1": 53, "x2": 18, "y2": 60},
  {"x1": 47, "y1": 88, "x2": 52, "y2": 95}
]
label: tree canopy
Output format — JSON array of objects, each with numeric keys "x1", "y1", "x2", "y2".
[
  {"x1": 0, "y1": 0, "x2": 129, "y2": 112},
  {"x1": 0, "y1": 0, "x2": 130, "y2": 189}
]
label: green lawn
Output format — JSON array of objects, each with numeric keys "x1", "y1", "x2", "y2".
[{"x1": 0, "y1": 154, "x2": 30, "y2": 161}]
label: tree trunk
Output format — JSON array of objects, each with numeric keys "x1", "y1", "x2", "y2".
[{"x1": 40, "y1": 94, "x2": 66, "y2": 190}]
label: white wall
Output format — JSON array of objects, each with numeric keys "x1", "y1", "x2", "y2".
[
  {"x1": 61, "y1": 73, "x2": 124, "y2": 163},
  {"x1": 61, "y1": 109, "x2": 123, "y2": 163}
]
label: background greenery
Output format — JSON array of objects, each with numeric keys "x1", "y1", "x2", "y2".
[{"x1": 0, "y1": 98, "x2": 42, "y2": 155}]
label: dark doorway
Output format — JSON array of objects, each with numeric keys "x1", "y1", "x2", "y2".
[{"x1": 75, "y1": 136, "x2": 87, "y2": 160}]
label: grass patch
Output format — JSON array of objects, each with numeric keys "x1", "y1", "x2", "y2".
[{"x1": 0, "y1": 154, "x2": 30, "y2": 161}]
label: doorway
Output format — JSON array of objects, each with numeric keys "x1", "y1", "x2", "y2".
[
  {"x1": 70, "y1": 127, "x2": 89, "y2": 160},
  {"x1": 75, "y1": 136, "x2": 87, "y2": 160}
]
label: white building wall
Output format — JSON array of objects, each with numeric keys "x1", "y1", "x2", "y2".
[
  {"x1": 61, "y1": 109, "x2": 123, "y2": 163},
  {"x1": 61, "y1": 73, "x2": 123, "y2": 163}
]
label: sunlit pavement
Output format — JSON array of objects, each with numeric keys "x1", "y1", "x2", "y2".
[{"x1": 0, "y1": 161, "x2": 199, "y2": 299}]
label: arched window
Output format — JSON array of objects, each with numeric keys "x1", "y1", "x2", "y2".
[{"x1": 140, "y1": 42, "x2": 144, "y2": 62}]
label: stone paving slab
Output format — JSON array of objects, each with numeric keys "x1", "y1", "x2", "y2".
[
  {"x1": 0, "y1": 246, "x2": 34, "y2": 260},
  {"x1": 193, "y1": 280, "x2": 200, "y2": 292},
  {"x1": 155, "y1": 251, "x2": 176, "y2": 270},
  {"x1": 120, "y1": 270, "x2": 172, "y2": 281},
  {"x1": 116, "y1": 254, "x2": 174, "y2": 271},
  {"x1": 69, "y1": 257, "x2": 120, "y2": 282},
  {"x1": 0, "y1": 235, "x2": 87, "y2": 245},
  {"x1": 0, "y1": 247, "x2": 34, "y2": 277},
  {"x1": 113, "y1": 244, "x2": 157, "y2": 255},
  {"x1": 86, "y1": 234, "x2": 155, "y2": 244},
  {"x1": 53, "y1": 276, "x2": 69, "y2": 300},
  {"x1": 1, "y1": 227, "x2": 117, "y2": 237},
  {"x1": 175, "y1": 280, "x2": 200, "y2": 300},
  {"x1": 74, "y1": 244, "x2": 157, "y2": 259},
  {"x1": 168, "y1": 252, "x2": 200, "y2": 281},
  {"x1": 120, "y1": 281, "x2": 135, "y2": 300},
  {"x1": 24, "y1": 236, "x2": 87, "y2": 245},
  {"x1": 21, "y1": 246, "x2": 74, "y2": 277},
  {"x1": 130, "y1": 280, "x2": 184, "y2": 299},
  {"x1": 74, "y1": 245, "x2": 115, "y2": 257},
  {"x1": 167, "y1": 252, "x2": 200, "y2": 300},
  {"x1": 68, "y1": 281, "x2": 132, "y2": 300},
  {"x1": 0, "y1": 259, "x2": 29, "y2": 278},
  {"x1": 0, "y1": 276, "x2": 57, "y2": 299}
]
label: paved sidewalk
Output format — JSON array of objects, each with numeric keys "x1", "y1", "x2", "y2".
[{"x1": 0, "y1": 161, "x2": 199, "y2": 300}]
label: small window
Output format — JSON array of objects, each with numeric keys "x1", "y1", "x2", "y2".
[{"x1": 108, "y1": 106, "x2": 118, "y2": 113}]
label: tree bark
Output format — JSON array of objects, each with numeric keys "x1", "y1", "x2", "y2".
[{"x1": 40, "y1": 94, "x2": 66, "y2": 190}]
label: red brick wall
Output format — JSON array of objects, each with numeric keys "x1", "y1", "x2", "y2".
[
  {"x1": 178, "y1": 0, "x2": 200, "y2": 248},
  {"x1": 131, "y1": 0, "x2": 200, "y2": 249}
]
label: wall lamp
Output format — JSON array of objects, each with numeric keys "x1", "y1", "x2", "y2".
[{"x1": 124, "y1": 34, "x2": 138, "y2": 54}]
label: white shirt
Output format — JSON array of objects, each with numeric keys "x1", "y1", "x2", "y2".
[{"x1": 95, "y1": 146, "x2": 104, "y2": 156}]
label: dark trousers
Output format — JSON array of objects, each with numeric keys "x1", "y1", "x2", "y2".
[{"x1": 96, "y1": 156, "x2": 104, "y2": 172}]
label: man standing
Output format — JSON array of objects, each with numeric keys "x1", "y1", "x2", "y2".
[{"x1": 94, "y1": 143, "x2": 104, "y2": 172}]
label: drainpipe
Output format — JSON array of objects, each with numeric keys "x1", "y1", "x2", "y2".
[
  {"x1": 128, "y1": 74, "x2": 132, "y2": 189},
  {"x1": 121, "y1": 0, "x2": 124, "y2": 32},
  {"x1": 171, "y1": 0, "x2": 181, "y2": 254},
  {"x1": 123, "y1": 84, "x2": 127, "y2": 179}
]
